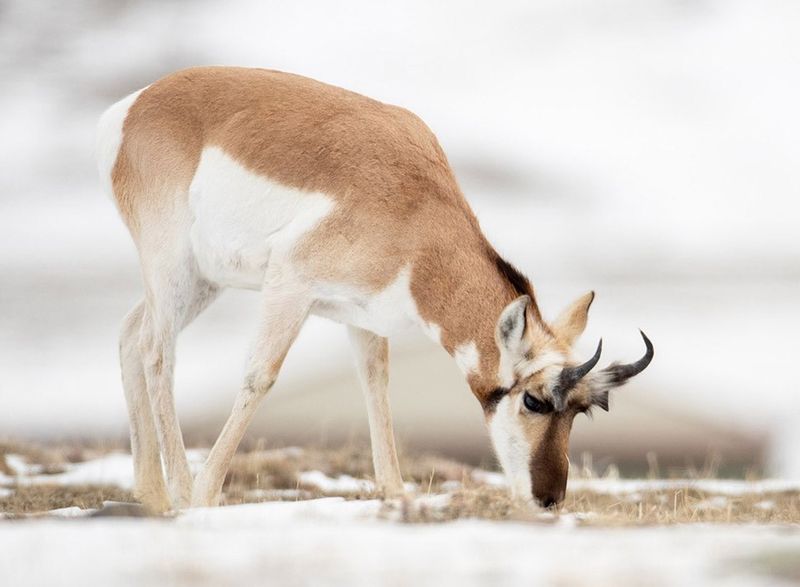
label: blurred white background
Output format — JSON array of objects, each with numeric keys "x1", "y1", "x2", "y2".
[{"x1": 0, "y1": 0, "x2": 798, "y2": 476}]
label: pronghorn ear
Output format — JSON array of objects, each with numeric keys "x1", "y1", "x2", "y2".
[
  {"x1": 551, "y1": 291, "x2": 595, "y2": 346},
  {"x1": 496, "y1": 295, "x2": 532, "y2": 358}
]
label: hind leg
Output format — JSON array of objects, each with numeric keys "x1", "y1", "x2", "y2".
[
  {"x1": 138, "y1": 250, "x2": 219, "y2": 509},
  {"x1": 120, "y1": 301, "x2": 171, "y2": 512}
]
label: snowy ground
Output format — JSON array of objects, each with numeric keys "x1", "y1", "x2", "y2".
[
  {"x1": 3, "y1": 506, "x2": 800, "y2": 587},
  {"x1": 1, "y1": 448, "x2": 798, "y2": 586}
]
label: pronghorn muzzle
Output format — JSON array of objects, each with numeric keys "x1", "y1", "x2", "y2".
[{"x1": 530, "y1": 413, "x2": 572, "y2": 508}]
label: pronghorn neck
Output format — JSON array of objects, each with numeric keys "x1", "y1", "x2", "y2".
[{"x1": 410, "y1": 242, "x2": 549, "y2": 405}]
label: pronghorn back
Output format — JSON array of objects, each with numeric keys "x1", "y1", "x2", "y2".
[{"x1": 101, "y1": 66, "x2": 462, "y2": 227}]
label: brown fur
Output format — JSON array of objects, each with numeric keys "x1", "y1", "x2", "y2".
[
  {"x1": 112, "y1": 66, "x2": 551, "y2": 400},
  {"x1": 529, "y1": 412, "x2": 573, "y2": 506}
]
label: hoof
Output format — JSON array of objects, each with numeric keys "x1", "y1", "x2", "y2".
[
  {"x1": 378, "y1": 484, "x2": 406, "y2": 500},
  {"x1": 135, "y1": 489, "x2": 173, "y2": 514},
  {"x1": 190, "y1": 478, "x2": 222, "y2": 508}
]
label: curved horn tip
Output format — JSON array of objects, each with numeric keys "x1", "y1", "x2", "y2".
[
  {"x1": 591, "y1": 338, "x2": 603, "y2": 362},
  {"x1": 583, "y1": 338, "x2": 603, "y2": 367},
  {"x1": 595, "y1": 330, "x2": 654, "y2": 388},
  {"x1": 638, "y1": 330, "x2": 654, "y2": 354},
  {"x1": 589, "y1": 338, "x2": 602, "y2": 363}
]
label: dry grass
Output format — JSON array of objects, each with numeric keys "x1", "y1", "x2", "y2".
[
  {"x1": 0, "y1": 485, "x2": 133, "y2": 516},
  {"x1": 565, "y1": 487, "x2": 800, "y2": 526},
  {"x1": 221, "y1": 442, "x2": 472, "y2": 504},
  {"x1": 395, "y1": 485, "x2": 800, "y2": 525},
  {"x1": 0, "y1": 438, "x2": 126, "y2": 470},
  {"x1": 1, "y1": 439, "x2": 798, "y2": 526}
]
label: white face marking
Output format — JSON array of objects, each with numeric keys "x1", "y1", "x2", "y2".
[
  {"x1": 95, "y1": 87, "x2": 146, "y2": 201},
  {"x1": 497, "y1": 350, "x2": 517, "y2": 388},
  {"x1": 488, "y1": 394, "x2": 532, "y2": 500},
  {"x1": 498, "y1": 349, "x2": 565, "y2": 390},
  {"x1": 453, "y1": 341, "x2": 480, "y2": 376},
  {"x1": 188, "y1": 147, "x2": 334, "y2": 289},
  {"x1": 518, "y1": 351, "x2": 565, "y2": 379}
]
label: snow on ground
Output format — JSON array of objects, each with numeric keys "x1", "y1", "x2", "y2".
[
  {"x1": 0, "y1": 501, "x2": 798, "y2": 586},
  {"x1": 296, "y1": 471, "x2": 418, "y2": 495},
  {"x1": 568, "y1": 478, "x2": 800, "y2": 496},
  {"x1": 297, "y1": 471, "x2": 376, "y2": 495},
  {"x1": 0, "y1": 450, "x2": 208, "y2": 490}
]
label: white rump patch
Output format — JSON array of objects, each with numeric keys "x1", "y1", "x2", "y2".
[
  {"x1": 95, "y1": 87, "x2": 146, "y2": 200},
  {"x1": 453, "y1": 341, "x2": 480, "y2": 376}
]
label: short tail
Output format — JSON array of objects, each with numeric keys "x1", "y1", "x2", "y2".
[{"x1": 94, "y1": 87, "x2": 146, "y2": 203}]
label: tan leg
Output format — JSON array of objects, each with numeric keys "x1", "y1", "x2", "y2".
[
  {"x1": 138, "y1": 263, "x2": 219, "y2": 510},
  {"x1": 139, "y1": 307, "x2": 193, "y2": 508},
  {"x1": 191, "y1": 277, "x2": 312, "y2": 507},
  {"x1": 119, "y1": 301, "x2": 170, "y2": 512},
  {"x1": 348, "y1": 326, "x2": 404, "y2": 497}
]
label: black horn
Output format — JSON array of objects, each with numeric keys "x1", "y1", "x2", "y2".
[
  {"x1": 600, "y1": 330, "x2": 654, "y2": 387},
  {"x1": 558, "y1": 339, "x2": 603, "y2": 392}
]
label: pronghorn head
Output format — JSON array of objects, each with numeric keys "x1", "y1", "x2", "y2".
[{"x1": 486, "y1": 292, "x2": 653, "y2": 508}]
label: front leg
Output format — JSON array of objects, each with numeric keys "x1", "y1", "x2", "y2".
[
  {"x1": 192, "y1": 275, "x2": 312, "y2": 507},
  {"x1": 348, "y1": 326, "x2": 404, "y2": 497}
]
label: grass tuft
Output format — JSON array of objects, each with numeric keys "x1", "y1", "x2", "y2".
[{"x1": 0, "y1": 485, "x2": 133, "y2": 516}]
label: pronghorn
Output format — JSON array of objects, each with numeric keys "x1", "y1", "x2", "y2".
[{"x1": 96, "y1": 66, "x2": 653, "y2": 511}]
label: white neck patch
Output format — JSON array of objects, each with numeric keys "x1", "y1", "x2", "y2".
[{"x1": 453, "y1": 341, "x2": 480, "y2": 376}]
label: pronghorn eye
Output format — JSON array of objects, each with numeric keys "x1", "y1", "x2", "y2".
[{"x1": 523, "y1": 392, "x2": 552, "y2": 414}]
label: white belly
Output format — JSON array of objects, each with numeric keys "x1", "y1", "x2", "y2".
[{"x1": 188, "y1": 147, "x2": 334, "y2": 289}]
